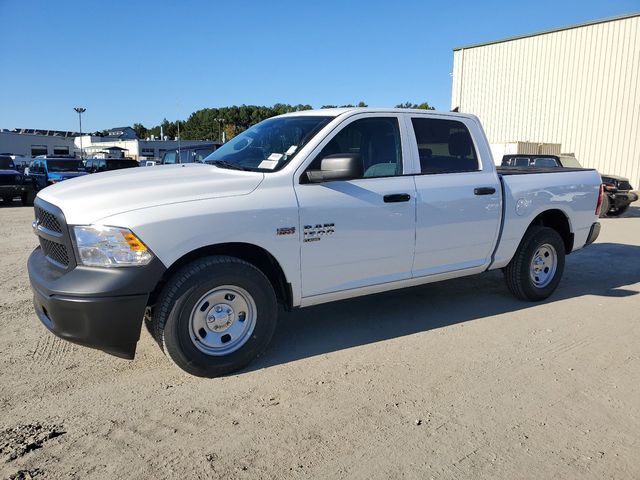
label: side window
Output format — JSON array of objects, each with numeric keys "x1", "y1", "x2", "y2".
[
  {"x1": 309, "y1": 117, "x2": 403, "y2": 179},
  {"x1": 411, "y1": 118, "x2": 478, "y2": 174},
  {"x1": 194, "y1": 149, "x2": 211, "y2": 163},
  {"x1": 163, "y1": 151, "x2": 177, "y2": 164}
]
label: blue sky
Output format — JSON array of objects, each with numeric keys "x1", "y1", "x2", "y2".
[{"x1": 1, "y1": 0, "x2": 637, "y2": 132}]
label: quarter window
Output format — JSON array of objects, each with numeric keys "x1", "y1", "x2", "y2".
[
  {"x1": 309, "y1": 117, "x2": 403, "y2": 179},
  {"x1": 411, "y1": 118, "x2": 478, "y2": 174}
]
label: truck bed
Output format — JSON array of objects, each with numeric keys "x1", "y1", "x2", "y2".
[{"x1": 497, "y1": 166, "x2": 597, "y2": 176}]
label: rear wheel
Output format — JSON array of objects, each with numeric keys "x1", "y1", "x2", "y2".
[
  {"x1": 151, "y1": 255, "x2": 278, "y2": 377},
  {"x1": 504, "y1": 226, "x2": 565, "y2": 301},
  {"x1": 598, "y1": 195, "x2": 610, "y2": 218}
]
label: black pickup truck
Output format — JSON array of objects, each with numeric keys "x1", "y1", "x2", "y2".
[
  {"x1": 0, "y1": 155, "x2": 34, "y2": 206},
  {"x1": 501, "y1": 154, "x2": 638, "y2": 217}
]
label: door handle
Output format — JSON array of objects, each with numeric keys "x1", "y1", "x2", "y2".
[
  {"x1": 474, "y1": 187, "x2": 496, "y2": 195},
  {"x1": 384, "y1": 193, "x2": 411, "y2": 203}
]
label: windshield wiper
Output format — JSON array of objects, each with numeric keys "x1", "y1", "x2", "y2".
[{"x1": 210, "y1": 160, "x2": 250, "y2": 171}]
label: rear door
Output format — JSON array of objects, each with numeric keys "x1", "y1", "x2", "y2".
[
  {"x1": 408, "y1": 115, "x2": 501, "y2": 276},
  {"x1": 295, "y1": 114, "x2": 417, "y2": 297}
]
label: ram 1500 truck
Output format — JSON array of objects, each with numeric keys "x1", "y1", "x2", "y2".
[{"x1": 27, "y1": 108, "x2": 603, "y2": 377}]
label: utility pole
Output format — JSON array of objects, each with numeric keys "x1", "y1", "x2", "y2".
[
  {"x1": 177, "y1": 120, "x2": 181, "y2": 161},
  {"x1": 74, "y1": 107, "x2": 86, "y2": 159}
]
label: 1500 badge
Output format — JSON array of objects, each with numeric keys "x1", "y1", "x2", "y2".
[{"x1": 304, "y1": 223, "x2": 335, "y2": 242}]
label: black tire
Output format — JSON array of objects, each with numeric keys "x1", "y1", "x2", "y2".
[
  {"x1": 598, "y1": 195, "x2": 610, "y2": 218},
  {"x1": 504, "y1": 226, "x2": 565, "y2": 301},
  {"x1": 606, "y1": 204, "x2": 629, "y2": 217},
  {"x1": 21, "y1": 190, "x2": 35, "y2": 206},
  {"x1": 151, "y1": 255, "x2": 278, "y2": 377}
]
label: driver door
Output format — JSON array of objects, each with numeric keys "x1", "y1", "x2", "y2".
[{"x1": 294, "y1": 114, "x2": 417, "y2": 298}]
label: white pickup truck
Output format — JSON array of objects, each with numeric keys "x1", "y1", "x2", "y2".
[{"x1": 28, "y1": 108, "x2": 603, "y2": 377}]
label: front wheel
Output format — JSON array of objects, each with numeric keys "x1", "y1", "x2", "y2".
[
  {"x1": 151, "y1": 255, "x2": 278, "y2": 377},
  {"x1": 504, "y1": 226, "x2": 565, "y2": 301},
  {"x1": 598, "y1": 195, "x2": 610, "y2": 218}
]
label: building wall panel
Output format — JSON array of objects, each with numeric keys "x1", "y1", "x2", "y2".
[{"x1": 452, "y1": 15, "x2": 640, "y2": 187}]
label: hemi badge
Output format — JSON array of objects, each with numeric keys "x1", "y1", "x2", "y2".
[{"x1": 276, "y1": 227, "x2": 296, "y2": 236}]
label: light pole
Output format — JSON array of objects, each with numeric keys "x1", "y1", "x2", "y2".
[
  {"x1": 215, "y1": 118, "x2": 224, "y2": 143},
  {"x1": 74, "y1": 107, "x2": 86, "y2": 159}
]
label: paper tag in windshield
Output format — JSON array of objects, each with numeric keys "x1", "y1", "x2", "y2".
[
  {"x1": 267, "y1": 153, "x2": 283, "y2": 161},
  {"x1": 285, "y1": 145, "x2": 298, "y2": 155},
  {"x1": 258, "y1": 160, "x2": 278, "y2": 170}
]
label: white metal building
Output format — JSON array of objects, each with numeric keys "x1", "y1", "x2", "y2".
[{"x1": 451, "y1": 13, "x2": 640, "y2": 187}]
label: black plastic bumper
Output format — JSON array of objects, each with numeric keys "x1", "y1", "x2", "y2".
[
  {"x1": 585, "y1": 222, "x2": 601, "y2": 246},
  {"x1": 0, "y1": 184, "x2": 27, "y2": 196},
  {"x1": 28, "y1": 247, "x2": 166, "y2": 359},
  {"x1": 607, "y1": 191, "x2": 638, "y2": 209}
]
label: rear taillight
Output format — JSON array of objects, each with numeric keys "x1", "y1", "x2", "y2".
[{"x1": 595, "y1": 184, "x2": 604, "y2": 215}]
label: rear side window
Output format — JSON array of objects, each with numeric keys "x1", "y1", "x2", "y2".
[{"x1": 411, "y1": 118, "x2": 478, "y2": 174}]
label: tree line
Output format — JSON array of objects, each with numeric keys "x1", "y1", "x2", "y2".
[{"x1": 125, "y1": 101, "x2": 434, "y2": 141}]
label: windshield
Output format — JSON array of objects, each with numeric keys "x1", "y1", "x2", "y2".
[
  {"x1": 0, "y1": 158, "x2": 15, "y2": 169},
  {"x1": 204, "y1": 115, "x2": 333, "y2": 171},
  {"x1": 47, "y1": 160, "x2": 84, "y2": 172}
]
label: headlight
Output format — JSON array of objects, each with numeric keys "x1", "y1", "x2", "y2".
[{"x1": 73, "y1": 225, "x2": 153, "y2": 267}]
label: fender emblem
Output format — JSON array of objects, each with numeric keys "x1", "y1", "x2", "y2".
[{"x1": 276, "y1": 226, "x2": 296, "y2": 236}]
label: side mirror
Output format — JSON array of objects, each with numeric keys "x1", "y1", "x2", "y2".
[{"x1": 306, "y1": 153, "x2": 363, "y2": 183}]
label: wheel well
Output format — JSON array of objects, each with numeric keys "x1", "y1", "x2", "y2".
[
  {"x1": 530, "y1": 209, "x2": 573, "y2": 253},
  {"x1": 149, "y1": 243, "x2": 293, "y2": 310}
]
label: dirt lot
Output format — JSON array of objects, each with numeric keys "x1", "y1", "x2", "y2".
[{"x1": 1, "y1": 203, "x2": 639, "y2": 479}]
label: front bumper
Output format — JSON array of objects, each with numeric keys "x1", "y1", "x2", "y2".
[
  {"x1": 0, "y1": 184, "x2": 27, "y2": 196},
  {"x1": 607, "y1": 191, "x2": 638, "y2": 209},
  {"x1": 28, "y1": 247, "x2": 166, "y2": 359}
]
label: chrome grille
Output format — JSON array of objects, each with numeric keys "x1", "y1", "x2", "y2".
[{"x1": 39, "y1": 237, "x2": 70, "y2": 266}]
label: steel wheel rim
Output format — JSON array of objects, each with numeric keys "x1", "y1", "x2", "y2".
[
  {"x1": 188, "y1": 285, "x2": 257, "y2": 356},
  {"x1": 529, "y1": 243, "x2": 557, "y2": 288}
]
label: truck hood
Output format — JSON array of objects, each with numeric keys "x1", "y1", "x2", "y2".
[
  {"x1": 38, "y1": 163, "x2": 265, "y2": 224},
  {"x1": 600, "y1": 173, "x2": 629, "y2": 182},
  {"x1": 0, "y1": 169, "x2": 20, "y2": 175}
]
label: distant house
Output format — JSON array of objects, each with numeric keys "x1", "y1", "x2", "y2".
[{"x1": 103, "y1": 127, "x2": 138, "y2": 140}]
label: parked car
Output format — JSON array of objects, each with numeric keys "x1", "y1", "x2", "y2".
[
  {"x1": 28, "y1": 108, "x2": 603, "y2": 377},
  {"x1": 27, "y1": 157, "x2": 87, "y2": 191},
  {"x1": 0, "y1": 155, "x2": 34, "y2": 205},
  {"x1": 501, "y1": 153, "x2": 638, "y2": 217},
  {"x1": 85, "y1": 158, "x2": 139, "y2": 173},
  {"x1": 160, "y1": 144, "x2": 220, "y2": 164}
]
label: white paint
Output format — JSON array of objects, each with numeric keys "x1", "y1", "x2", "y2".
[{"x1": 36, "y1": 108, "x2": 602, "y2": 308}]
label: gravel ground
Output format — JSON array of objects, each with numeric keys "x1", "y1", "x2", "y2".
[{"x1": 0, "y1": 202, "x2": 639, "y2": 479}]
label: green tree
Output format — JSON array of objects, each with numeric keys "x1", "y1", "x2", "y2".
[{"x1": 395, "y1": 101, "x2": 434, "y2": 110}]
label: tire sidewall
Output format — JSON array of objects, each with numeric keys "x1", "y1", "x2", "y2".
[
  {"x1": 163, "y1": 261, "x2": 277, "y2": 377},
  {"x1": 519, "y1": 228, "x2": 565, "y2": 301}
]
